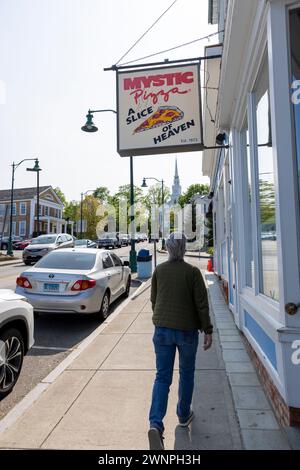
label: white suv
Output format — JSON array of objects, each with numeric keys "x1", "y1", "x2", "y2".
[{"x1": 0, "y1": 290, "x2": 34, "y2": 399}]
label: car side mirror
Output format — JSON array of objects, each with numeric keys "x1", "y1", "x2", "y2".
[{"x1": 123, "y1": 260, "x2": 130, "y2": 267}]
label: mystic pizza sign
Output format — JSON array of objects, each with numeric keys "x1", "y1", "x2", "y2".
[{"x1": 117, "y1": 63, "x2": 203, "y2": 156}]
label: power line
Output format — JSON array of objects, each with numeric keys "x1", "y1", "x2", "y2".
[
  {"x1": 115, "y1": 0, "x2": 178, "y2": 65},
  {"x1": 118, "y1": 30, "x2": 223, "y2": 67}
]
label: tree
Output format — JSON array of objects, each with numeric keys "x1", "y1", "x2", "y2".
[
  {"x1": 108, "y1": 185, "x2": 144, "y2": 232},
  {"x1": 53, "y1": 187, "x2": 67, "y2": 206},
  {"x1": 178, "y1": 184, "x2": 210, "y2": 207},
  {"x1": 93, "y1": 186, "x2": 110, "y2": 203},
  {"x1": 177, "y1": 184, "x2": 210, "y2": 243},
  {"x1": 81, "y1": 195, "x2": 101, "y2": 239},
  {"x1": 63, "y1": 200, "x2": 80, "y2": 227},
  {"x1": 142, "y1": 184, "x2": 170, "y2": 208},
  {"x1": 111, "y1": 184, "x2": 143, "y2": 203},
  {"x1": 141, "y1": 184, "x2": 171, "y2": 237}
]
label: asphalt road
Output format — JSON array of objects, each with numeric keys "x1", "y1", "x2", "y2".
[{"x1": 0, "y1": 242, "x2": 159, "y2": 420}]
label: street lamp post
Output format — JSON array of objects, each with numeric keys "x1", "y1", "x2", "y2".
[
  {"x1": 81, "y1": 108, "x2": 137, "y2": 272},
  {"x1": 80, "y1": 189, "x2": 95, "y2": 239},
  {"x1": 141, "y1": 177, "x2": 166, "y2": 250},
  {"x1": 129, "y1": 156, "x2": 137, "y2": 272},
  {"x1": 7, "y1": 158, "x2": 41, "y2": 256},
  {"x1": 26, "y1": 159, "x2": 42, "y2": 236}
]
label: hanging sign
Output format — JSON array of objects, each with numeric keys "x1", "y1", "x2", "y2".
[{"x1": 117, "y1": 63, "x2": 203, "y2": 157}]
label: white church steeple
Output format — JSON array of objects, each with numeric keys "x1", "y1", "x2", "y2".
[{"x1": 170, "y1": 157, "x2": 182, "y2": 204}]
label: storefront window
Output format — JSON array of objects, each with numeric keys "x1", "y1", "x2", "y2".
[
  {"x1": 289, "y1": 8, "x2": 300, "y2": 208},
  {"x1": 254, "y1": 56, "x2": 279, "y2": 301}
]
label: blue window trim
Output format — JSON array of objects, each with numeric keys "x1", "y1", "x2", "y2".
[{"x1": 244, "y1": 311, "x2": 277, "y2": 370}]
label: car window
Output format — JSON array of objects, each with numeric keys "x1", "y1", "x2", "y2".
[
  {"x1": 35, "y1": 251, "x2": 96, "y2": 270},
  {"x1": 110, "y1": 253, "x2": 122, "y2": 267},
  {"x1": 31, "y1": 235, "x2": 57, "y2": 245},
  {"x1": 61, "y1": 235, "x2": 68, "y2": 242},
  {"x1": 102, "y1": 252, "x2": 113, "y2": 269},
  {"x1": 75, "y1": 239, "x2": 87, "y2": 246}
]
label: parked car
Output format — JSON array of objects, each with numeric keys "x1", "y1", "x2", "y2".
[
  {"x1": 148, "y1": 236, "x2": 159, "y2": 243},
  {"x1": 139, "y1": 233, "x2": 148, "y2": 242},
  {"x1": 16, "y1": 248, "x2": 131, "y2": 321},
  {"x1": 13, "y1": 239, "x2": 33, "y2": 250},
  {"x1": 97, "y1": 233, "x2": 119, "y2": 249},
  {"x1": 0, "y1": 236, "x2": 23, "y2": 250},
  {"x1": 133, "y1": 233, "x2": 143, "y2": 243},
  {"x1": 118, "y1": 233, "x2": 130, "y2": 246},
  {"x1": 0, "y1": 289, "x2": 34, "y2": 399},
  {"x1": 74, "y1": 239, "x2": 98, "y2": 249},
  {"x1": 23, "y1": 233, "x2": 75, "y2": 265},
  {"x1": 261, "y1": 231, "x2": 277, "y2": 241}
]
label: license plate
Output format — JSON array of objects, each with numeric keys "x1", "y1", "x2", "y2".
[{"x1": 44, "y1": 283, "x2": 60, "y2": 292}]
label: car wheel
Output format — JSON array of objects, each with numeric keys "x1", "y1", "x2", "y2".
[
  {"x1": 124, "y1": 275, "x2": 131, "y2": 298},
  {"x1": 1, "y1": 243, "x2": 8, "y2": 250},
  {"x1": 24, "y1": 260, "x2": 31, "y2": 266},
  {"x1": 0, "y1": 328, "x2": 24, "y2": 399},
  {"x1": 99, "y1": 291, "x2": 110, "y2": 321}
]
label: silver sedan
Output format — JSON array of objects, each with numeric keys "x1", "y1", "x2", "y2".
[{"x1": 15, "y1": 248, "x2": 131, "y2": 320}]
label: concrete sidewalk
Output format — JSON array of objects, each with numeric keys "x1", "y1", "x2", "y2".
[{"x1": 0, "y1": 262, "x2": 291, "y2": 450}]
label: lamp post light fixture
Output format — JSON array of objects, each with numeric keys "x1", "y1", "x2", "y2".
[
  {"x1": 81, "y1": 109, "x2": 117, "y2": 133},
  {"x1": 80, "y1": 189, "x2": 95, "y2": 238},
  {"x1": 141, "y1": 177, "x2": 166, "y2": 251},
  {"x1": 81, "y1": 108, "x2": 137, "y2": 272},
  {"x1": 7, "y1": 158, "x2": 41, "y2": 256},
  {"x1": 26, "y1": 159, "x2": 42, "y2": 236}
]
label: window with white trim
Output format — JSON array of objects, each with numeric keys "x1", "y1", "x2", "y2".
[
  {"x1": 289, "y1": 7, "x2": 300, "y2": 212},
  {"x1": 0, "y1": 204, "x2": 5, "y2": 217},
  {"x1": 253, "y1": 54, "x2": 279, "y2": 301},
  {"x1": 12, "y1": 203, "x2": 16, "y2": 216},
  {"x1": 19, "y1": 220, "x2": 26, "y2": 237},
  {"x1": 12, "y1": 221, "x2": 16, "y2": 235},
  {"x1": 20, "y1": 202, "x2": 26, "y2": 215}
]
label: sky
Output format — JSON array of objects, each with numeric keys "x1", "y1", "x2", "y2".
[{"x1": 0, "y1": 0, "x2": 217, "y2": 202}]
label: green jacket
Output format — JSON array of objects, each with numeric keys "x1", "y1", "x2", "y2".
[{"x1": 151, "y1": 260, "x2": 213, "y2": 334}]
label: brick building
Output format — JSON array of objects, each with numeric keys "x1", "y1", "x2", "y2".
[{"x1": 0, "y1": 186, "x2": 66, "y2": 238}]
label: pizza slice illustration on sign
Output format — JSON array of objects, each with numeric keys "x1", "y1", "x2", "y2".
[{"x1": 133, "y1": 106, "x2": 184, "y2": 134}]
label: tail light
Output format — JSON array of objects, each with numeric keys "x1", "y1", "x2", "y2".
[
  {"x1": 71, "y1": 279, "x2": 96, "y2": 291},
  {"x1": 16, "y1": 276, "x2": 32, "y2": 289}
]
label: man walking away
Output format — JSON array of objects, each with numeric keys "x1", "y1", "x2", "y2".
[{"x1": 148, "y1": 232, "x2": 213, "y2": 450}]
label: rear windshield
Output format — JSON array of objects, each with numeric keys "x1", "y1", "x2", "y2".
[
  {"x1": 75, "y1": 239, "x2": 88, "y2": 245},
  {"x1": 35, "y1": 251, "x2": 96, "y2": 270},
  {"x1": 31, "y1": 236, "x2": 56, "y2": 245}
]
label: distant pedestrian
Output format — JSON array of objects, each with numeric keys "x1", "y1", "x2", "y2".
[{"x1": 148, "y1": 232, "x2": 213, "y2": 450}]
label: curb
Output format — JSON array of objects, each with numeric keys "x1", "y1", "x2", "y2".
[
  {"x1": 0, "y1": 278, "x2": 151, "y2": 435},
  {"x1": 0, "y1": 261, "x2": 24, "y2": 267}
]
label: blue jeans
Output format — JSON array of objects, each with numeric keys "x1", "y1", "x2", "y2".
[{"x1": 149, "y1": 326, "x2": 199, "y2": 433}]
